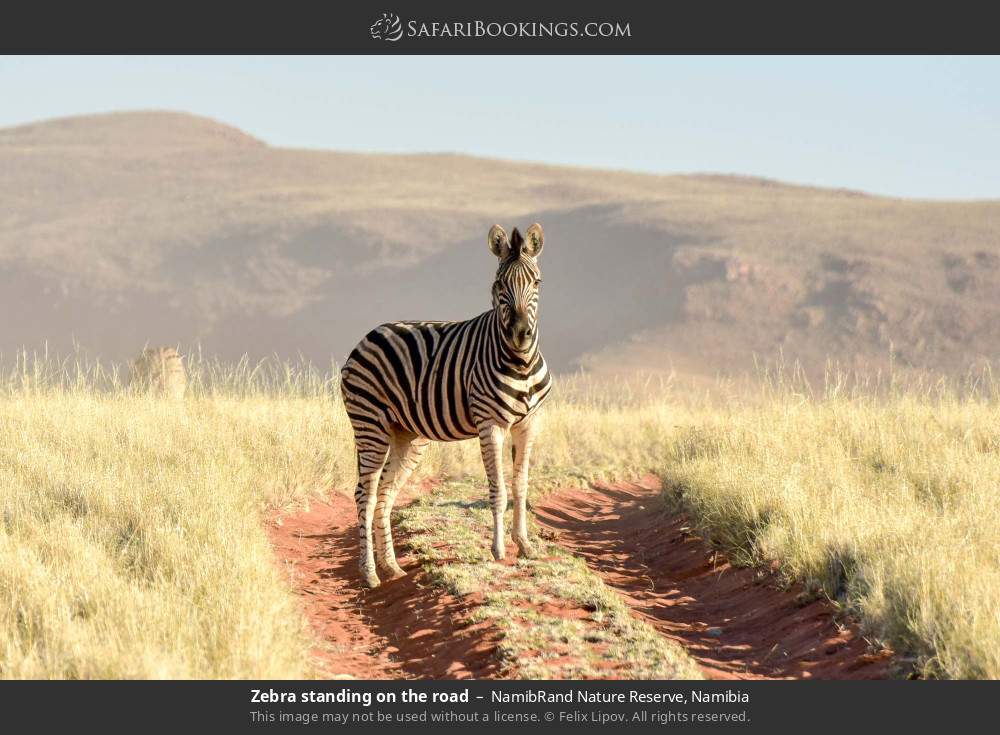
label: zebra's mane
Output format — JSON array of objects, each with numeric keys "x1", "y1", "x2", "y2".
[{"x1": 508, "y1": 227, "x2": 524, "y2": 256}]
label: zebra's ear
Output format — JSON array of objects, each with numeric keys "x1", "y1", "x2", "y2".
[
  {"x1": 523, "y1": 223, "x2": 544, "y2": 258},
  {"x1": 488, "y1": 224, "x2": 510, "y2": 259}
]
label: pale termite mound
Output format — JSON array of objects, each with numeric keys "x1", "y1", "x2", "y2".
[{"x1": 128, "y1": 347, "x2": 188, "y2": 399}]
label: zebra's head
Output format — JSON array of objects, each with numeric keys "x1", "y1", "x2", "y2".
[{"x1": 488, "y1": 223, "x2": 544, "y2": 354}]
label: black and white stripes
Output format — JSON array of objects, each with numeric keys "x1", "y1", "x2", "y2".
[{"x1": 341, "y1": 223, "x2": 551, "y2": 588}]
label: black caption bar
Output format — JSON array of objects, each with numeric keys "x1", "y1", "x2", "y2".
[
  {"x1": 3, "y1": 1, "x2": 999, "y2": 52},
  {"x1": 2, "y1": 680, "x2": 996, "y2": 733}
]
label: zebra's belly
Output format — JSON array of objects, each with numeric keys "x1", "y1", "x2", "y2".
[
  {"x1": 415, "y1": 424, "x2": 480, "y2": 442},
  {"x1": 388, "y1": 408, "x2": 478, "y2": 442},
  {"x1": 382, "y1": 379, "x2": 478, "y2": 442}
]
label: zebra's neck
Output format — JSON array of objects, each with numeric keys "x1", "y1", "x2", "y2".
[{"x1": 488, "y1": 308, "x2": 540, "y2": 374}]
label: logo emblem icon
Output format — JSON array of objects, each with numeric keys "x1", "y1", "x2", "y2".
[{"x1": 370, "y1": 13, "x2": 403, "y2": 41}]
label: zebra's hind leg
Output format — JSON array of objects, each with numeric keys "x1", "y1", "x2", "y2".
[
  {"x1": 511, "y1": 412, "x2": 539, "y2": 559},
  {"x1": 374, "y1": 433, "x2": 430, "y2": 580},
  {"x1": 354, "y1": 438, "x2": 390, "y2": 589},
  {"x1": 478, "y1": 422, "x2": 508, "y2": 561}
]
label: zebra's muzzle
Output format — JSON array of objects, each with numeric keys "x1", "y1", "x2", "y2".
[{"x1": 509, "y1": 320, "x2": 536, "y2": 352}]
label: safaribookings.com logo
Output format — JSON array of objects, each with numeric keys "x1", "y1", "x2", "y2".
[
  {"x1": 370, "y1": 13, "x2": 404, "y2": 41},
  {"x1": 370, "y1": 13, "x2": 631, "y2": 42}
]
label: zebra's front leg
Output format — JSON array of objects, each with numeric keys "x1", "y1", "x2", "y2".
[
  {"x1": 478, "y1": 423, "x2": 508, "y2": 561},
  {"x1": 510, "y1": 412, "x2": 539, "y2": 559}
]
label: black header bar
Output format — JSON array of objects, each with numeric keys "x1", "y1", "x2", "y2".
[{"x1": 3, "y1": 1, "x2": 999, "y2": 53}]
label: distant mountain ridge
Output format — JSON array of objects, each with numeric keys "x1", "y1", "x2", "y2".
[{"x1": 2, "y1": 111, "x2": 999, "y2": 378}]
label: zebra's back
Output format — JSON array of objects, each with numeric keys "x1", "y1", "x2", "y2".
[{"x1": 341, "y1": 317, "x2": 483, "y2": 442}]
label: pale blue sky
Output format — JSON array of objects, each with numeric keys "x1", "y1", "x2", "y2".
[{"x1": 2, "y1": 55, "x2": 998, "y2": 200}]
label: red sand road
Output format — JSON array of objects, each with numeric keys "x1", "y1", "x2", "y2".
[
  {"x1": 269, "y1": 478, "x2": 895, "y2": 680},
  {"x1": 533, "y1": 476, "x2": 895, "y2": 680},
  {"x1": 267, "y1": 487, "x2": 503, "y2": 679}
]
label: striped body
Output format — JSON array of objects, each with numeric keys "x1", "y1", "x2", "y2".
[
  {"x1": 341, "y1": 223, "x2": 550, "y2": 588},
  {"x1": 128, "y1": 347, "x2": 187, "y2": 399},
  {"x1": 341, "y1": 311, "x2": 550, "y2": 442}
]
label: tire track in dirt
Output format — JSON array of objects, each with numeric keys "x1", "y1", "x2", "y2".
[
  {"x1": 267, "y1": 486, "x2": 504, "y2": 680},
  {"x1": 533, "y1": 476, "x2": 896, "y2": 680}
]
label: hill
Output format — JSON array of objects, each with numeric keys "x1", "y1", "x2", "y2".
[{"x1": 2, "y1": 110, "x2": 999, "y2": 378}]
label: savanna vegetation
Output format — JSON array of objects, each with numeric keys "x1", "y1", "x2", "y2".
[{"x1": 1, "y1": 352, "x2": 997, "y2": 679}]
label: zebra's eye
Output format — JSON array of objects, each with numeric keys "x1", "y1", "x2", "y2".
[{"x1": 534, "y1": 279, "x2": 542, "y2": 287}]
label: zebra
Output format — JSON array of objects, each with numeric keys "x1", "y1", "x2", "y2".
[
  {"x1": 340, "y1": 223, "x2": 552, "y2": 588},
  {"x1": 128, "y1": 346, "x2": 187, "y2": 399}
]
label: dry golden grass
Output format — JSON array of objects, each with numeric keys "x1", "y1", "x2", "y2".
[
  {"x1": 0, "y1": 356, "x2": 997, "y2": 679},
  {"x1": 0, "y1": 393, "x2": 331, "y2": 677},
  {"x1": 0, "y1": 355, "x2": 486, "y2": 678},
  {"x1": 659, "y1": 372, "x2": 1000, "y2": 680}
]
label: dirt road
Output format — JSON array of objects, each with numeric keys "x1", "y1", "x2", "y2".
[
  {"x1": 269, "y1": 478, "x2": 893, "y2": 680},
  {"x1": 267, "y1": 488, "x2": 502, "y2": 679},
  {"x1": 533, "y1": 476, "x2": 894, "y2": 679}
]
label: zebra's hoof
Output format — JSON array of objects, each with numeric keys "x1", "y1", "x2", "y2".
[
  {"x1": 516, "y1": 541, "x2": 536, "y2": 559},
  {"x1": 362, "y1": 572, "x2": 381, "y2": 589},
  {"x1": 382, "y1": 564, "x2": 407, "y2": 580},
  {"x1": 491, "y1": 542, "x2": 506, "y2": 561}
]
